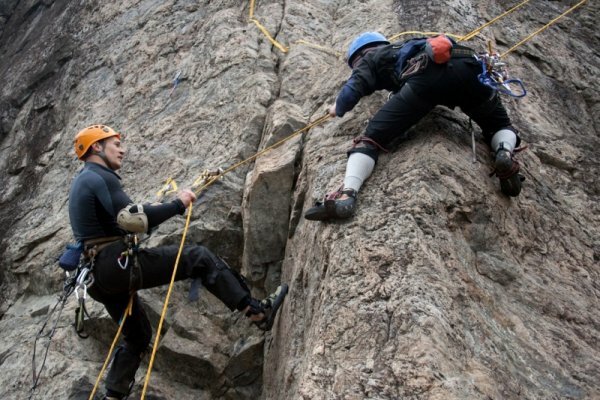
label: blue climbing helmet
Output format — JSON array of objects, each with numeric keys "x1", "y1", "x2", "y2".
[{"x1": 346, "y1": 32, "x2": 389, "y2": 68}]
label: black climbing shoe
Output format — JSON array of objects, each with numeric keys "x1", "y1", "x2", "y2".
[
  {"x1": 304, "y1": 188, "x2": 357, "y2": 221},
  {"x1": 254, "y1": 284, "x2": 288, "y2": 331},
  {"x1": 493, "y1": 149, "x2": 523, "y2": 197}
]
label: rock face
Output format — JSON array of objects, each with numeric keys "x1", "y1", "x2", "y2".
[{"x1": 0, "y1": 1, "x2": 598, "y2": 399}]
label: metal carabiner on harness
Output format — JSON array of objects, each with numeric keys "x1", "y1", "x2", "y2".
[
  {"x1": 118, "y1": 234, "x2": 139, "y2": 270},
  {"x1": 475, "y1": 52, "x2": 527, "y2": 98},
  {"x1": 74, "y1": 266, "x2": 94, "y2": 301},
  {"x1": 118, "y1": 254, "x2": 129, "y2": 269},
  {"x1": 74, "y1": 265, "x2": 94, "y2": 338}
]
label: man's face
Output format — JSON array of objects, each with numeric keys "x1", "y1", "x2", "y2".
[{"x1": 100, "y1": 136, "x2": 125, "y2": 170}]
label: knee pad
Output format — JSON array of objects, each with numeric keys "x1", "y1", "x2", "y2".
[
  {"x1": 486, "y1": 126, "x2": 521, "y2": 148},
  {"x1": 491, "y1": 129, "x2": 517, "y2": 152}
]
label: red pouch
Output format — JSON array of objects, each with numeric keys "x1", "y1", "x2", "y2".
[{"x1": 425, "y1": 35, "x2": 453, "y2": 64}]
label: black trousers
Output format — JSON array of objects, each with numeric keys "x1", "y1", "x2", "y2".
[
  {"x1": 87, "y1": 240, "x2": 251, "y2": 395},
  {"x1": 354, "y1": 57, "x2": 518, "y2": 159}
]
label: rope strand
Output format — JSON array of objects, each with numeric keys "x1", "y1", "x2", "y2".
[
  {"x1": 89, "y1": 296, "x2": 134, "y2": 400},
  {"x1": 192, "y1": 114, "x2": 332, "y2": 196},
  {"x1": 140, "y1": 203, "x2": 194, "y2": 399},
  {"x1": 501, "y1": 0, "x2": 588, "y2": 57},
  {"x1": 459, "y1": 0, "x2": 533, "y2": 42}
]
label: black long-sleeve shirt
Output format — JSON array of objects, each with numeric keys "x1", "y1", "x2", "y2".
[{"x1": 68, "y1": 162, "x2": 185, "y2": 241}]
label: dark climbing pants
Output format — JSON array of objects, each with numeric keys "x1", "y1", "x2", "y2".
[
  {"x1": 353, "y1": 57, "x2": 518, "y2": 159},
  {"x1": 87, "y1": 240, "x2": 250, "y2": 396}
]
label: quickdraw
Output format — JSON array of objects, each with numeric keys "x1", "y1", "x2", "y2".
[
  {"x1": 156, "y1": 177, "x2": 178, "y2": 203},
  {"x1": 192, "y1": 168, "x2": 224, "y2": 190},
  {"x1": 475, "y1": 51, "x2": 527, "y2": 98},
  {"x1": 168, "y1": 70, "x2": 182, "y2": 97}
]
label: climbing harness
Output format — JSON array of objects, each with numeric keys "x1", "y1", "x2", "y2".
[{"x1": 475, "y1": 50, "x2": 526, "y2": 97}]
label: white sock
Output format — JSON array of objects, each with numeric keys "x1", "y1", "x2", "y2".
[
  {"x1": 343, "y1": 153, "x2": 376, "y2": 192},
  {"x1": 491, "y1": 129, "x2": 517, "y2": 153}
]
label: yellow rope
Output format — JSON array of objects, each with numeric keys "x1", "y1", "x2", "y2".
[
  {"x1": 249, "y1": 0, "x2": 255, "y2": 20},
  {"x1": 501, "y1": 0, "x2": 588, "y2": 57},
  {"x1": 295, "y1": 39, "x2": 343, "y2": 57},
  {"x1": 88, "y1": 295, "x2": 134, "y2": 400},
  {"x1": 459, "y1": 0, "x2": 533, "y2": 42},
  {"x1": 140, "y1": 203, "x2": 194, "y2": 399},
  {"x1": 191, "y1": 114, "x2": 332, "y2": 195},
  {"x1": 388, "y1": 31, "x2": 462, "y2": 42},
  {"x1": 250, "y1": 18, "x2": 289, "y2": 53}
]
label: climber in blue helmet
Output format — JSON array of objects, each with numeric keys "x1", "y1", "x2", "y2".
[{"x1": 305, "y1": 32, "x2": 524, "y2": 221}]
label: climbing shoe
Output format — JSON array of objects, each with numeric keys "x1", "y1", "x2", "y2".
[
  {"x1": 304, "y1": 188, "x2": 357, "y2": 221},
  {"x1": 252, "y1": 284, "x2": 289, "y2": 331},
  {"x1": 492, "y1": 148, "x2": 524, "y2": 197}
]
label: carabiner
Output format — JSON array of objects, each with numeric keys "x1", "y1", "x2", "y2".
[
  {"x1": 499, "y1": 79, "x2": 527, "y2": 98},
  {"x1": 118, "y1": 254, "x2": 129, "y2": 270}
]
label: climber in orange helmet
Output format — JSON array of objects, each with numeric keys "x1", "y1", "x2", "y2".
[{"x1": 68, "y1": 125, "x2": 288, "y2": 399}]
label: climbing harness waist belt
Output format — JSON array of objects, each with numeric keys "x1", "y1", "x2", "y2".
[
  {"x1": 449, "y1": 45, "x2": 476, "y2": 58},
  {"x1": 84, "y1": 236, "x2": 122, "y2": 257},
  {"x1": 410, "y1": 44, "x2": 475, "y2": 63},
  {"x1": 399, "y1": 44, "x2": 476, "y2": 83}
]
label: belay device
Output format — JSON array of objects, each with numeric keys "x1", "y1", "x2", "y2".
[{"x1": 475, "y1": 42, "x2": 526, "y2": 98}]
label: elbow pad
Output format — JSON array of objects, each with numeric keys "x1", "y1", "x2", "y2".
[{"x1": 117, "y1": 204, "x2": 149, "y2": 233}]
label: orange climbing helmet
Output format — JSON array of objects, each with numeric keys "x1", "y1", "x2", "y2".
[{"x1": 74, "y1": 125, "x2": 120, "y2": 159}]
